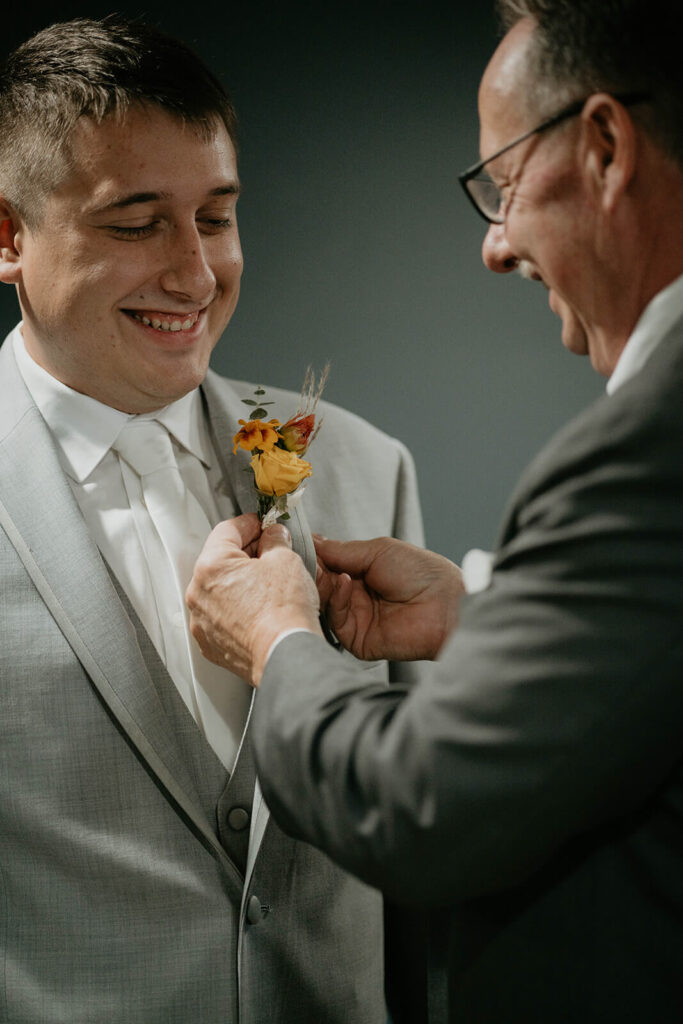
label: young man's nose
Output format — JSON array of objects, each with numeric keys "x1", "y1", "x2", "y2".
[{"x1": 159, "y1": 228, "x2": 218, "y2": 301}]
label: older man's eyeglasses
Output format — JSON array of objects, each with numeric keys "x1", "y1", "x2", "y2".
[{"x1": 458, "y1": 92, "x2": 651, "y2": 224}]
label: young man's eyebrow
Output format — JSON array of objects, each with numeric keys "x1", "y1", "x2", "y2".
[
  {"x1": 88, "y1": 184, "x2": 239, "y2": 216},
  {"x1": 89, "y1": 191, "x2": 171, "y2": 214}
]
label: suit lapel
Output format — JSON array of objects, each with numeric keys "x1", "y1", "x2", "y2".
[
  {"x1": 496, "y1": 311, "x2": 683, "y2": 550},
  {"x1": 201, "y1": 370, "x2": 318, "y2": 879},
  {"x1": 0, "y1": 340, "x2": 242, "y2": 893},
  {"x1": 201, "y1": 369, "x2": 261, "y2": 514}
]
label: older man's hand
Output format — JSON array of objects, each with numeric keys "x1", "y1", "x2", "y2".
[
  {"x1": 186, "y1": 513, "x2": 322, "y2": 686},
  {"x1": 316, "y1": 535, "x2": 465, "y2": 662}
]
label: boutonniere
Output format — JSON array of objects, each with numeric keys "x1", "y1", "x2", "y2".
[{"x1": 233, "y1": 365, "x2": 329, "y2": 526}]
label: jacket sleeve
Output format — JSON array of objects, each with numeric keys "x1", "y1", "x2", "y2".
[
  {"x1": 252, "y1": 376, "x2": 683, "y2": 906},
  {"x1": 387, "y1": 438, "x2": 428, "y2": 686}
]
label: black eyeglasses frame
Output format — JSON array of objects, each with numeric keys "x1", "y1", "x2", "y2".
[{"x1": 458, "y1": 91, "x2": 651, "y2": 224}]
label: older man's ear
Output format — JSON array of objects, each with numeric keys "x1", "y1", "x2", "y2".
[{"x1": 578, "y1": 93, "x2": 637, "y2": 213}]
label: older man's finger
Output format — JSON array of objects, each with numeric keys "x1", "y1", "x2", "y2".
[
  {"x1": 203, "y1": 514, "x2": 262, "y2": 558},
  {"x1": 257, "y1": 523, "x2": 293, "y2": 556}
]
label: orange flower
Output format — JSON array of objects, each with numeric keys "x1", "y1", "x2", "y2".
[
  {"x1": 232, "y1": 418, "x2": 281, "y2": 454},
  {"x1": 251, "y1": 447, "x2": 313, "y2": 496},
  {"x1": 279, "y1": 413, "x2": 316, "y2": 454}
]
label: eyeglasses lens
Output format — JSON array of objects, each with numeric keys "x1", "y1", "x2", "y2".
[{"x1": 468, "y1": 176, "x2": 504, "y2": 224}]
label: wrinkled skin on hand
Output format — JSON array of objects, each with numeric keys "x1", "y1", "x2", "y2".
[
  {"x1": 186, "y1": 514, "x2": 322, "y2": 686},
  {"x1": 315, "y1": 535, "x2": 465, "y2": 662}
]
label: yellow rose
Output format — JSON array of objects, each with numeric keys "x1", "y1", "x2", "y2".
[
  {"x1": 251, "y1": 447, "x2": 313, "y2": 496},
  {"x1": 232, "y1": 418, "x2": 281, "y2": 454}
]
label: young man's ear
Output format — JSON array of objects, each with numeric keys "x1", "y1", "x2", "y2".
[
  {"x1": 579, "y1": 93, "x2": 637, "y2": 213},
  {"x1": 0, "y1": 198, "x2": 22, "y2": 284}
]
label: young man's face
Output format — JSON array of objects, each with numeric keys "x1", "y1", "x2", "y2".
[{"x1": 9, "y1": 105, "x2": 243, "y2": 413}]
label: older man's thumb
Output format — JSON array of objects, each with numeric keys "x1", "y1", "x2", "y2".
[{"x1": 258, "y1": 523, "x2": 293, "y2": 555}]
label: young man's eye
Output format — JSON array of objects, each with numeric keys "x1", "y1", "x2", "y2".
[
  {"x1": 105, "y1": 217, "x2": 233, "y2": 238},
  {"x1": 200, "y1": 217, "x2": 233, "y2": 231},
  {"x1": 108, "y1": 223, "x2": 157, "y2": 239}
]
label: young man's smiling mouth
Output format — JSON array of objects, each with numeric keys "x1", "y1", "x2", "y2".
[{"x1": 123, "y1": 308, "x2": 203, "y2": 332}]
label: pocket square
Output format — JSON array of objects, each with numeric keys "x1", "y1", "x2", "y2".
[{"x1": 461, "y1": 548, "x2": 494, "y2": 594}]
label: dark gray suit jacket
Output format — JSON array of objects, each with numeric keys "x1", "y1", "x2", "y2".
[
  {"x1": 0, "y1": 334, "x2": 424, "y2": 1023},
  {"x1": 252, "y1": 312, "x2": 683, "y2": 1023}
]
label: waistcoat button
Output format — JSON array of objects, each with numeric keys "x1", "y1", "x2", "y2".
[
  {"x1": 247, "y1": 894, "x2": 264, "y2": 924},
  {"x1": 227, "y1": 806, "x2": 250, "y2": 831}
]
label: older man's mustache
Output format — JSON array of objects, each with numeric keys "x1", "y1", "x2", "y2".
[{"x1": 517, "y1": 260, "x2": 540, "y2": 282}]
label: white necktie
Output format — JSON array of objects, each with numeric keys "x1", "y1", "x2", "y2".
[{"x1": 113, "y1": 418, "x2": 251, "y2": 770}]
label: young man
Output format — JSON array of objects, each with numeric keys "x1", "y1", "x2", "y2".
[
  {"x1": 0, "y1": 19, "x2": 424, "y2": 1023},
  {"x1": 186, "y1": 1, "x2": 683, "y2": 1020}
]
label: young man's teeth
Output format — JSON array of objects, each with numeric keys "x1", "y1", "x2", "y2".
[{"x1": 131, "y1": 312, "x2": 196, "y2": 332}]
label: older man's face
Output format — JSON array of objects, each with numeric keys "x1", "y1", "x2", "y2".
[
  {"x1": 8, "y1": 105, "x2": 243, "y2": 413},
  {"x1": 477, "y1": 19, "x2": 603, "y2": 368}
]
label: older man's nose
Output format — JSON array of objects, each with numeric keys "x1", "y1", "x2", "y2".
[{"x1": 482, "y1": 222, "x2": 518, "y2": 274}]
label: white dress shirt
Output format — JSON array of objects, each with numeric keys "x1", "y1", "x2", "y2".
[
  {"x1": 607, "y1": 273, "x2": 683, "y2": 394},
  {"x1": 12, "y1": 325, "x2": 251, "y2": 771}
]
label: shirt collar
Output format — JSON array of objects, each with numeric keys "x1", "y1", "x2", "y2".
[
  {"x1": 12, "y1": 324, "x2": 213, "y2": 482},
  {"x1": 155, "y1": 390, "x2": 213, "y2": 470},
  {"x1": 607, "y1": 273, "x2": 683, "y2": 394}
]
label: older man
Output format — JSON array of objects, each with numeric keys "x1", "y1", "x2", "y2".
[
  {"x1": 0, "y1": 17, "x2": 425, "y2": 1023},
  {"x1": 187, "y1": 1, "x2": 683, "y2": 1021}
]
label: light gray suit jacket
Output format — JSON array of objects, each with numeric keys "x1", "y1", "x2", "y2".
[
  {"x1": 252, "y1": 314, "x2": 683, "y2": 1023},
  {"x1": 0, "y1": 334, "x2": 424, "y2": 1024}
]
